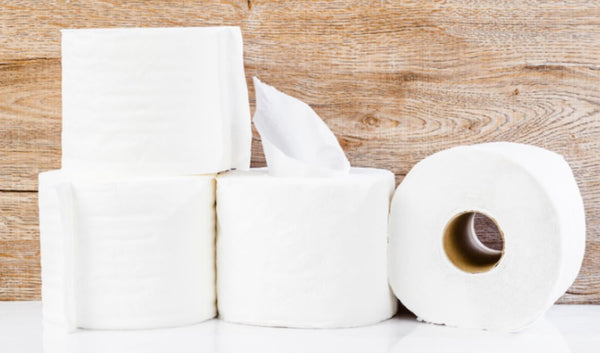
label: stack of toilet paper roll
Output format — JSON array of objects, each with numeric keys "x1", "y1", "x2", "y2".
[
  {"x1": 40, "y1": 25, "x2": 587, "y2": 333},
  {"x1": 39, "y1": 26, "x2": 250, "y2": 330}
]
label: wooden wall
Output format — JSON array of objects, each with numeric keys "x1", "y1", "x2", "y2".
[{"x1": 1, "y1": 0, "x2": 599, "y2": 303}]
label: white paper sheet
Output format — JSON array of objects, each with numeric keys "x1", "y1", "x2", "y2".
[
  {"x1": 39, "y1": 171, "x2": 217, "y2": 330},
  {"x1": 252, "y1": 78, "x2": 350, "y2": 177},
  {"x1": 388, "y1": 142, "x2": 586, "y2": 331},
  {"x1": 61, "y1": 27, "x2": 251, "y2": 175}
]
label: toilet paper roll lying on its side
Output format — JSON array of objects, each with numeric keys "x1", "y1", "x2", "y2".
[
  {"x1": 61, "y1": 26, "x2": 251, "y2": 175},
  {"x1": 39, "y1": 171, "x2": 217, "y2": 330},
  {"x1": 216, "y1": 167, "x2": 398, "y2": 328},
  {"x1": 388, "y1": 142, "x2": 585, "y2": 331}
]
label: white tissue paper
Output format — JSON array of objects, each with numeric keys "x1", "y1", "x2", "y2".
[
  {"x1": 252, "y1": 77, "x2": 350, "y2": 177},
  {"x1": 216, "y1": 168, "x2": 398, "y2": 328},
  {"x1": 38, "y1": 170, "x2": 217, "y2": 330},
  {"x1": 61, "y1": 27, "x2": 251, "y2": 175},
  {"x1": 388, "y1": 142, "x2": 586, "y2": 331}
]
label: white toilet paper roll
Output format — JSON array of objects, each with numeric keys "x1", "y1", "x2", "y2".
[
  {"x1": 39, "y1": 170, "x2": 217, "y2": 330},
  {"x1": 61, "y1": 26, "x2": 251, "y2": 175},
  {"x1": 388, "y1": 142, "x2": 586, "y2": 331},
  {"x1": 216, "y1": 167, "x2": 398, "y2": 328}
]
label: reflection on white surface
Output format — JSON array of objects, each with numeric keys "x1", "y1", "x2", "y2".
[
  {"x1": 390, "y1": 317, "x2": 571, "y2": 353},
  {"x1": 43, "y1": 321, "x2": 217, "y2": 353},
  {"x1": 42, "y1": 316, "x2": 403, "y2": 353},
  {"x1": 215, "y1": 317, "x2": 406, "y2": 353},
  {"x1": 1, "y1": 302, "x2": 599, "y2": 353}
]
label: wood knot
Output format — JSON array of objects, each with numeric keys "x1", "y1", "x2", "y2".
[
  {"x1": 338, "y1": 137, "x2": 364, "y2": 150},
  {"x1": 363, "y1": 114, "x2": 381, "y2": 127},
  {"x1": 361, "y1": 114, "x2": 400, "y2": 129}
]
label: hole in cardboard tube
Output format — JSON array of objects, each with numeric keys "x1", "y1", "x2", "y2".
[{"x1": 443, "y1": 211, "x2": 504, "y2": 274}]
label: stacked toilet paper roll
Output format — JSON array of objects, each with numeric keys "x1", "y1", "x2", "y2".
[
  {"x1": 61, "y1": 26, "x2": 250, "y2": 175},
  {"x1": 39, "y1": 24, "x2": 587, "y2": 333},
  {"x1": 388, "y1": 142, "x2": 586, "y2": 331},
  {"x1": 216, "y1": 168, "x2": 398, "y2": 328},
  {"x1": 39, "y1": 26, "x2": 251, "y2": 330},
  {"x1": 39, "y1": 171, "x2": 217, "y2": 330}
]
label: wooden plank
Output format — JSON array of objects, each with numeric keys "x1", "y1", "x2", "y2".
[
  {"x1": 0, "y1": 192, "x2": 40, "y2": 300},
  {"x1": 0, "y1": 239, "x2": 40, "y2": 300},
  {"x1": 0, "y1": 58, "x2": 61, "y2": 191},
  {"x1": 561, "y1": 241, "x2": 600, "y2": 304},
  {"x1": 6, "y1": 61, "x2": 600, "y2": 194},
  {"x1": 0, "y1": 190, "x2": 598, "y2": 302},
  {"x1": 0, "y1": 0, "x2": 599, "y2": 302},
  {"x1": 0, "y1": 0, "x2": 248, "y2": 60},
  {"x1": 0, "y1": 192, "x2": 38, "y2": 242}
]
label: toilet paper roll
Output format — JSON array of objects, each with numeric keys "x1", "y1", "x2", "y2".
[
  {"x1": 388, "y1": 142, "x2": 586, "y2": 331},
  {"x1": 38, "y1": 170, "x2": 217, "y2": 330},
  {"x1": 216, "y1": 167, "x2": 398, "y2": 328},
  {"x1": 61, "y1": 26, "x2": 251, "y2": 175}
]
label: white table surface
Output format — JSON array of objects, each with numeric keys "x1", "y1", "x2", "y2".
[{"x1": 1, "y1": 301, "x2": 598, "y2": 353}]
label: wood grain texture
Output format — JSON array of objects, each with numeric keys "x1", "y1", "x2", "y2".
[
  {"x1": 0, "y1": 192, "x2": 40, "y2": 300},
  {"x1": 1, "y1": 0, "x2": 599, "y2": 303}
]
